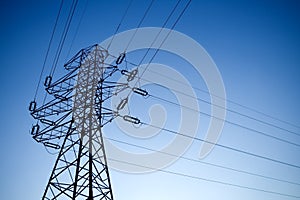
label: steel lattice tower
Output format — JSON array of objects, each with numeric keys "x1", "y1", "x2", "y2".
[{"x1": 29, "y1": 44, "x2": 136, "y2": 199}]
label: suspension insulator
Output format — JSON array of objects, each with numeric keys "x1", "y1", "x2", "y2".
[
  {"x1": 132, "y1": 87, "x2": 148, "y2": 96},
  {"x1": 40, "y1": 118, "x2": 55, "y2": 126},
  {"x1": 31, "y1": 124, "x2": 40, "y2": 135},
  {"x1": 29, "y1": 101, "x2": 37, "y2": 112},
  {"x1": 117, "y1": 98, "x2": 128, "y2": 110},
  {"x1": 121, "y1": 70, "x2": 130, "y2": 76},
  {"x1": 123, "y1": 115, "x2": 140, "y2": 124},
  {"x1": 44, "y1": 76, "x2": 52, "y2": 87},
  {"x1": 116, "y1": 53, "x2": 125, "y2": 65},
  {"x1": 127, "y1": 69, "x2": 138, "y2": 82},
  {"x1": 44, "y1": 142, "x2": 60, "y2": 149}
]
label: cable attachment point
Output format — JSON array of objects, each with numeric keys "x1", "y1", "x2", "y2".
[
  {"x1": 127, "y1": 69, "x2": 138, "y2": 81},
  {"x1": 44, "y1": 76, "x2": 52, "y2": 87},
  {"x1": 121, "y1": 69, "x2": 130, "y2": 76},
  {"x1": 40, "y1": 119, "x2": 55, "y2": 126},
  {"x1": 117, "y1": 97, "x2": 128, "y2": 110},
  {"x1": 116, "y1": 52, "x2": 126, "y2": 65},
  {"x1": 132, "y1": 87, "x2": 148, "y2": 96},
  {"x1": 123, "y1": 115, "x2": 140, "y2": 124},
  {"x1": 121, "y1": 69, "x2": 138, "y2": 82}
]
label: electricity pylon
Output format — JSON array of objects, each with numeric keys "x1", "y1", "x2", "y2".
[{"x1": 29, "y1": 44, "x2": 142, "y2": 199}]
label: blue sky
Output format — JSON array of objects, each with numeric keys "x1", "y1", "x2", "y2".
[{"x1": 0, "y1": 0, "x2": 299, "y2": 199}]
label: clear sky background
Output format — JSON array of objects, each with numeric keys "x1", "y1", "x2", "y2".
[{"x1": 0, "y1": 0, "x2": 299, "y2": 199}]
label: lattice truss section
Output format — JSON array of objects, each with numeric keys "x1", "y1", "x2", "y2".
[{"x1": 28, "y1": 44, "x2": 143, "y2": 200}]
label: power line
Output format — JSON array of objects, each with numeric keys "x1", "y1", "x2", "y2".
[
  {"x1": 50, "y1": 0, "x2": 79, "y2": 77},
  {"x1": 136, "y1": 0, "x2": 192, "y2": 82},
  {"x1": 227, "y1": 98, "x2": 300, "y2": 130},
  {"x1": 139, "y1": 121, "x2": 300, "y2": 169},
  {"x1": 124, "y1": 0, "x2": 155, "y2": 52},
  {"x1": 118, "y1": 0, "x2": 192, "y2": 103},
  {"x1": 111, "y1": 73, "x2": 300, "y2": 148},
  {"x1": 136, "y1": 0, "x2": 182, "y2": 66},
  {"x1": 38, "y1": 0, "x2": 79, "y2": 113},
  {"x1": 33, "y1": 0, "x2": 64, "y2": 100},
  {"x1": 107, "y1": 0, "x2": 134, "y2": 50},
  {"x1": 65, "y1": 0, "x2": 89, "y2": 60},
  {"x1": 106, "y1": 0, "x2": 300, "y2": 148},
  {"x1": 138, "y1": 75, "x2": 300, "y2": 137},
  {"x1": 130, "y1": 0, "x2": 183, "y2": 88},
  {"x1": 108, "y1": 157, "x2": 300, "y2": 199},
  {"x1": 142, "y1": 65, "x2": 300, "y2": 130},
  {"x1": 148, "y1": 93, "x2": 300, "y2": 148},
  {"x1": 104, "y1": 136, "x2": 300, "y2": 186},
  {"x1": 119, "y1": 53, "x2": 300, "y2": 131},
  {"x1": 109, "y1": 49, "x2": 300, "y2": 146}
]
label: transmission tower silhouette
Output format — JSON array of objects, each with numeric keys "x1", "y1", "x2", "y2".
[{"x1": 29, "y1": 44, "x2": 142, "y2": 199}]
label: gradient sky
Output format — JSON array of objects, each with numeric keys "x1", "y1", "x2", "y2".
[{"x1": 0, "y1": 0, "x2": 300, "y2": 199}]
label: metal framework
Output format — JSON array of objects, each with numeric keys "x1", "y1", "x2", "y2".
[{"x1": 29, "y1": 44, "x2": 141, "y2": 200}]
